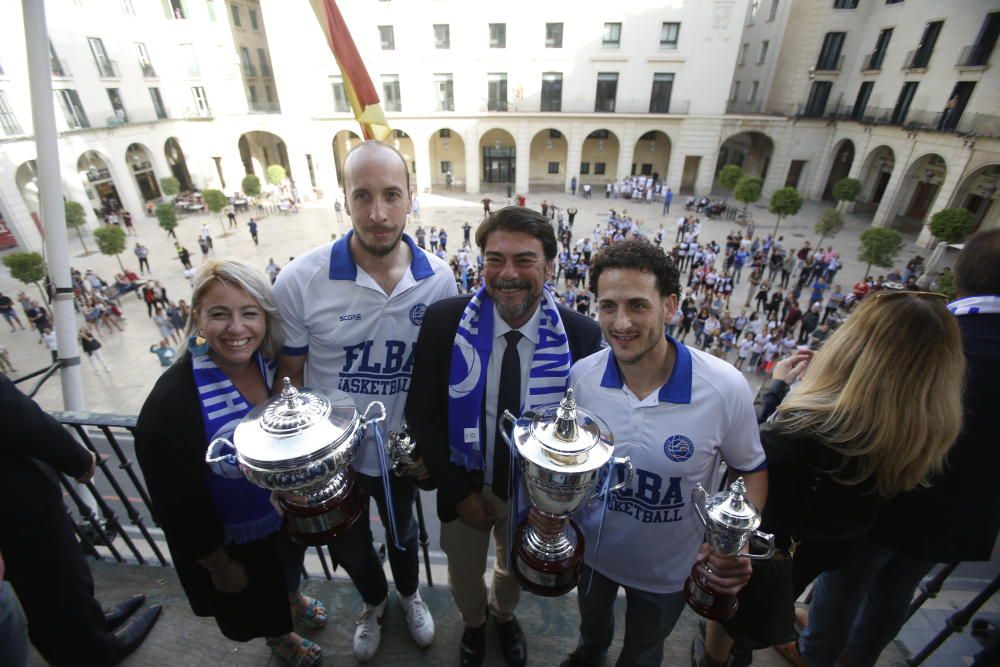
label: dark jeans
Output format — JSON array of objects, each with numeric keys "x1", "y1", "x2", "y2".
[
  {"x1": 573, "y1": 564, "x2": 687, "y2": 667},
  {"x1": 326, "y1": 471, "x2": 420, "y2": 605},
  {"x1": 138, "y1": 257, "x2": 149, "y2": 273}
]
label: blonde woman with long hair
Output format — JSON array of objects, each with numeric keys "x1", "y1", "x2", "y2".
[{"x1": 700, "y1": 291, "x2": 965, "y2": 667}]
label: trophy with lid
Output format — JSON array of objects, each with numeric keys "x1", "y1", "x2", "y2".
[
  {"x1": 206, "y1": 378, "x2": 386, "y2": 545},
  {"x1": 502, "y1": 388, "x2": 633, "y2": 597},
  {"x1": 684, "y1": 477, "x2": 776, "y2": 619}
]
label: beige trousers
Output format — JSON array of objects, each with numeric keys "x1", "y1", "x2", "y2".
[{"x1": 439, "y1": 485, "x2": 520, "y2": 627}]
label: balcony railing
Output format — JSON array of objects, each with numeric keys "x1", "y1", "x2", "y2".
[
  {"x1": 783, "y1": 101, "x2": 999, "y2": 138},
  {"x1": 726, "y1": 100, "x2": 764, "y2": 114},
  {"x1": 545, "y1": 97, "x2": 690, "y2": 114},
  {"x1": 42, "y1": 410, "x2": 435, "y2": 586},
  {"x1": 50, "y1": 57, "x2": 72, "y2": 78},
  {"x1": 814, "y1": 54, "x2": 845, "y2": 73},
  {"x1": 954, "y1": 112, "x2": 1000, "y2": 138},
  {"x1": 140, "y1": 62, "x2": 157, "y2": 78},
  {"x1": 242, "y1": 63, "x2": 257, "y2": 77},
  {"x1": 860, "y1": 51, "x2": 883, "y2": 72},
  {"x1": 249, "y1": 100, "x2": 282, "y2": 113},
  {"x1": 903, "y1": 49, "x2": 933, "y2": 70},
  {"x1": 956, "y1": 44, "x2": 992, "y2": 68},
  {"x1": 96, "y1": 60, "x2": 121, "y2": 79}
]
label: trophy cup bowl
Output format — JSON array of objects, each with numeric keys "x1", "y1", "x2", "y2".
[
  {"x1": 207, "y1": 378, "x2": 385, "y2": 546},
  {"x1": 502, "y1": 389, "x2": 633, "y2": 597},
  {"x1": 684, "y1": 477, "x2": 776, "y2": 620}
]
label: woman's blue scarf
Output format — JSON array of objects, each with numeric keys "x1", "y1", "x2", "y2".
[{"x1": 193, "y1": 351, "x2": 283, "y2": 544}]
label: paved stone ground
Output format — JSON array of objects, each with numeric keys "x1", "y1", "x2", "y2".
[
  {"x1": 5, "y1": 189, "x2": 994, "y2": 666},
  {"x1": 22, "y1": 560, "x2": 907, "y2": 667}
]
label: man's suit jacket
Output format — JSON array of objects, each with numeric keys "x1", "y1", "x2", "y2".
[{"x1": 406, "y1": 294, "x2": 603, "y2": 523}]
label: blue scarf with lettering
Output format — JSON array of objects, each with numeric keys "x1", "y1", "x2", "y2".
[
  {"x1": 194, "y1": 352, "x2": 284, "y2": 544},
  {"x1": 447, "y1": 286, "x2": 572, "y2": 471}
]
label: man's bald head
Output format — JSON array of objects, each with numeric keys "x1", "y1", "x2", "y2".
[{"x1": 342, "y1": 140, "x2": 411, "y2": 195}]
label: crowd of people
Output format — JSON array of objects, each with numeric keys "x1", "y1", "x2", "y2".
[{"x1": 1, "y1": 139, "x2": 996, "y2": 667}]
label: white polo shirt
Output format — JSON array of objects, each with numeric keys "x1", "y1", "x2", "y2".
[
  {"x1": 569, "y1": 337, "x2": 765, "y2": 594},
  {"x1": 273, "y1": 231, "x2": 458, "y2": 476}
]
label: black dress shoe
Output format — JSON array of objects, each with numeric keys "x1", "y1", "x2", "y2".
[
  {"x1": 495, "y1": 616, "x2": 527, "y2": 667},
  {"x1": 104, "y1": 594, "x2": 145, "y2": 631},
  {"x1": 113, "y1": 603, "x2": 162, "y2": 662},
  {"x1": 459, "y1": 621, "x2": 487, "y2": 667},
  {"x1": 557, "y1": 653, "x2": 601, "y2": 667}
]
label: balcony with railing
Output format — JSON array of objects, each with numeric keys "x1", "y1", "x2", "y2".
[
  {"x1": 956, "y1": 44, "x2": 992, "y2": 69},
  {"x1": 814, "y1": 54, "x2": 845, "y2": 73},
  {"x1": 903, "y1": 49, "x2": 933, "y2": 71},
  {"x1": 140, "y1": 62, "x2": 157, "y2": 78},
  {"x1": 50, "y1": 57, "x2": 72, "y2": 78},
  {"x1": 242, "y1": 63, "x2": 257, "y2": 77},
  {"x1": 860, "y1": 51, "x2": 883, "y2": 72},
  {"x1": 1, "y1": 397, "x2": 972, "y2": 665},
  {"x1": 249, "y1": 100, "x2": 281, "y2": 113},
  {"x1": 726, "y1": 100, "x2": 764, "y2": 114},
  {"x1": 96, "y1": 60, "x2": 121, "y2": 79},
  {"x1": 545, "y1": 97, "x2": 691, "y2": 115}
]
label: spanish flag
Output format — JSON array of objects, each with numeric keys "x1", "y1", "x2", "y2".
[{"x1": 310, "y1": 0, "x2": 392, "y2": 141}]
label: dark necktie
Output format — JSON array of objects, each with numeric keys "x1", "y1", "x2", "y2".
[{"x1": 493, "y1": 330, "x2": 522, "y2": 501}]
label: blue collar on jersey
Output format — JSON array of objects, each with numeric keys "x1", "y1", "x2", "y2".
[
  {"x1": 600, "y1": 334, "x2": 692, "y2": 404},
  {"x1": 328, "y1": 230, "x2": 434, "y2": 281}
]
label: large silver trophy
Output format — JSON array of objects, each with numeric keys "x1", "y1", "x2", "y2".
[
  {"x1": 684, "y1": 477, "x2": 776, "y2": 619},
  {"x1": 206, "y1": 378, "x2": 385, "y2": 545},
  {"x1": 502, "y1": 388, "x2": 633, "y2": 596}
]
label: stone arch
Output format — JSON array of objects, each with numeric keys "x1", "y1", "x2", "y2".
[
  {"x1": 856, "y1": 145, "x2": 896, "y2": 217},
  {"x1": 888, "y1": 153, "x2": 948, "y2": 232},
  {"x1": 948, "y1": 163, "x2": 1000, "y2": 233},
  {"x1": 238, "y1": 131, "x2": 291, "y2": 183},
  {"x1": 389, "y1": 128, "x2": 416, "y2": 181},
  {"x1": 332, "y1": 130, "x2": 362, "y2": 186},
  {"x1": 427, "y1": 128, "x2": 465, "y2": 191},
  {"x1": 631, "y1": 130, "x2": 672, "y2": 182},
  {"x1": 126, "y1": 143, "x2": 161, "y2": 203},
  {"x1": 580, "y1": 129, "x2": 621, "y2": 188},
  {"x1": 528, "y1": 128, "x2": 569, "y2": 191},
  {"x1": 15, "y1": 160, "x2": 40, "y2": 218},
  {"x1": 822, "y1": 139, "x2": 855, "y2": 201},
  {"x1": 164, "y1": 137, "x2": 193, "y2": 191},
  {"x1": 77, "y1": 150, "x2": 123, "y2": 217},
  {"x1": 479, "y1": 128, "x2": 517, "y2": 189},
  {"x1": 716, "y1": 131, "x2": 774, "y2": 183}
]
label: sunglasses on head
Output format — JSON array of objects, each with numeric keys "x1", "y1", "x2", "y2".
[{"x1": 873, "y1": 289, "x2": 947, "y2": 301}]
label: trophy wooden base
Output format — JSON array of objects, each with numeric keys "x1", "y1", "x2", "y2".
[
  {"x1": 513, "y1": 520, "x2": 584, "y2": 597},
  {"x1": 281, "y1": 468, "x2": 365, "y2": 546},
  {"x1": 684, "y1": 563, "x2": 738, "y2": 620}
]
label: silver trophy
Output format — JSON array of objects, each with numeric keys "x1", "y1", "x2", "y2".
[
  {"x1": 206, "y1": 378, "x2": 386, "y2": 545},
  {"x1": 387, "y1": 422, "x2": 416, "y2": 477},
  {"x1": 501, "y1": 388, "x2": 633, "y2": 596},
  {"x1": 684, "y1": 477, "x2": 776, "y2": 619}
]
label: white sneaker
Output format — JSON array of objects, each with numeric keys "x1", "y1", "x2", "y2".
[
  {"x1": 353, "y1": 598, "x2": 386, "y2": 662},
  {"x1": 400, "y1": 590, "x2": 435, "y2": 648}
]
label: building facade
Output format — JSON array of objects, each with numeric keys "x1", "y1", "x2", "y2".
[{"x1": 0, "y1": 0, "x2": 996, "y2": 253}]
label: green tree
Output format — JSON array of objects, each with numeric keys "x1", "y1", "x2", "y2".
[
  {"x1": 265, "y1": 164, "x2": 287, "y2": 186},
  {"x1": 928, "y1": 208, "x2": 975, "y2": 244},
  {"x1": 156, "y1": 202, "x2": 178, "y2": 237},
  {"x1": 241, "y1": 174, "x2": 261, "y2": 197},
  {"x1": 831, "y1": 177, "x2": 861, "y2": 211},
  {"x1": 202, "y1": 188, "x2": 230, "y2": 236},
  {"x1": 159, "y1": 176, "x2": 180, "y2": 196},
  {"x1": 937, "y1": 268, "x2": 956, "y2": 301},
  {"x1": 2, "y1": 252, "x2": 48, "y2": 302},
  {"x1": 64, "y1": 200, "x2": 91, "y2": 255},
  {"x1": 769, "y1": 186, "x2": 804, "y2": 237},
  {"x1": 734, "y1": 176, "x2": 763, "y2": 215},
  {"x1": 93, "y1": 225, "x2": 127, "y2": 271},
  {"x1": 858, "y1": 227, "x2": 904, "y2": 278},
  {"x1": 718, "y1": 165, "x2": 744, "y2": 202},
  {"x1": 814, "y1": 208, "x2": 845, "y2": 248}
]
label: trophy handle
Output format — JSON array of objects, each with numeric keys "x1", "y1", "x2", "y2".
[
  {"x1": 205, "y1": 437, "x2": 244, "y2": 479},
  {"x1": 362, "y1": 400, "x2": 387, "y2": 426},
  {"x1": 692, "y1": 483, "x2": 710, "y2": 528},
  {"x1": 743, "y1": 529, "x2": 777, "y2": 560},
  {"x1": 590, "y1": 456, "x2": 633, "y2": 502}
]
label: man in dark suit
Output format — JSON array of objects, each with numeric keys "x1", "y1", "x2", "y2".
[
  {"x1": 0, "y1": 376, "x2": 161, "y2": 665},
  {"x1": 406, "y1": 207, "x2": 603, "y2": 667}
]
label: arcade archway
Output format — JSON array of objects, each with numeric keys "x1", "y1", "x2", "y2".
[
  {"x1": 126, "y1": 143, "x2": 161, "y2": 203},
  {"x1": 428, "y1": 128, "x2": 465, "y2": 191},
  {"x1": 528, "y1": 128, "x2": 569, "y2": 191}
]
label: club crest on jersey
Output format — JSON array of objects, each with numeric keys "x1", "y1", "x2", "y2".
[
  {"x1": 409, "y1": 303, "x2": 427, "y2": 326},
  {"x1": 663, "y1": 435, "x2": 694, "y2": 463}
]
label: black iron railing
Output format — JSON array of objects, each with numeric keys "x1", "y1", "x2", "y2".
[{"x1": 46, "y1": 411, "x2": 435, "y2": 586}]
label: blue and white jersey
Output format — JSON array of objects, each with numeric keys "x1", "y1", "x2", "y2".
[
  {"x1": 569, "y1": 338, "x2": 765, "y2": 594},
  {"x1": 274, "y1": 231, "x2": 458, "y2": 475}
]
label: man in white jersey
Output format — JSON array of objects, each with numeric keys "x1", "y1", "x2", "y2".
[
  {"x1": 556, "y1": 239, "x2": 767, "y2": 667},
  {"x1": 273, "y1": 141, "x2": 457, "y2": 661}
]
